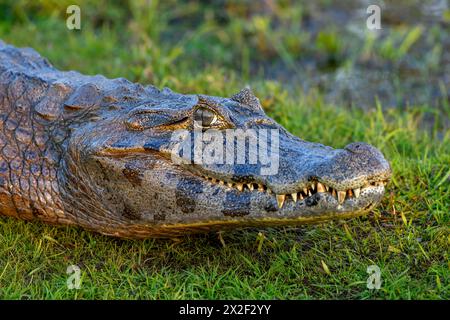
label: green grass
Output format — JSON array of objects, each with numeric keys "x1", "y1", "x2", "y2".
[{"x1": 0, "y1": 1, "x2": 449, "y2": 299}]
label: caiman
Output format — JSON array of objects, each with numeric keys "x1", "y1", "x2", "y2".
[{"x1": 0, "y1": 41, "x2": 391, "y2": 238}]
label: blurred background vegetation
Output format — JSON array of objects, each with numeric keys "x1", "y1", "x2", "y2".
[
  {"x1": 0, "y1": 0, "x2": 449, "y2": 117},
  {"x1": 0, "y1": 0, "x2": 448, "y2": 299}
]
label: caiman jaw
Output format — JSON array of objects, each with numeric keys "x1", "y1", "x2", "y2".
[{"x1": 199, "y1": 174, "x2": 388, "y2": 209}]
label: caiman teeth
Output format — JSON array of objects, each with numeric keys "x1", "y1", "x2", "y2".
[
  {"x1": 338, "y1": 191, "x2": 346, "y2": 204},
  {"x1": 291, "y1": 193, "x2": 297, "y2": 203},
  {"x1": 201, "y1": 175, "x2": 387, "y2": 207},
  {"x1": 317, "y1": 182, "x2": 326, "y2": 193},
  {"x1": 276, "y1": 194, "x2": 285, "y2": 208}
]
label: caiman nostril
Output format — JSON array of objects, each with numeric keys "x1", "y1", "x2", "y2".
[{"x1": 344, "y1": 142, "x2": 371, "y2": 154}]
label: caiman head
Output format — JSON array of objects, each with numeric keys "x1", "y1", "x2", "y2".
[{"x1": 61, "y1": 83, "x2": 391, "y2": 238}]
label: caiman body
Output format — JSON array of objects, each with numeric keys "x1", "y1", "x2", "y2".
[{"x1": 0, "y1": 41, "x2": 391, "y2": 238}]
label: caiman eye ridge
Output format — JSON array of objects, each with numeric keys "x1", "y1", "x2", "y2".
[{"x1": 201, "y1": 175, "x2": 387, "y2": 209}]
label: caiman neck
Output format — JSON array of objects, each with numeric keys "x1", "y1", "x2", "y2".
[{"x1": 0, "y1": 93, "x2": 71, "y2": 225}]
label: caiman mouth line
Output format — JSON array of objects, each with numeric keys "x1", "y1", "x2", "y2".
[
  {"x1": 199, "y1": 174, "x2": 388, "y2": 209},
  {"x1": 96, "y1": 149, "x2": 389, "y2": 209}
]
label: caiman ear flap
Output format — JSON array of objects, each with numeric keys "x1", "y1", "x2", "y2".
[
  {"x1": 63, "y1": 83, "x2": 103, "y2": 110},
  {"x1": 231, "y1": 87, "x2": 262, "y2": 111},
  {"x1": 35, "y1": 82, "x2": 72, "y2": 120}
]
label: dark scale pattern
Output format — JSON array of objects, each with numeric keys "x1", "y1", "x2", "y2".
[{"x1": 0, "y1": 71, "x2": 65, "y2": 222}]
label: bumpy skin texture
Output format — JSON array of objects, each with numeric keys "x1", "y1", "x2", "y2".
[{"x1": 0, "y1": 41, "x2": 391, "y2": 238}]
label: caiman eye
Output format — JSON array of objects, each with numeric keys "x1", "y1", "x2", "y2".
[{"x1": 193, "y1": 107, "x2": 218, "y2": 128}]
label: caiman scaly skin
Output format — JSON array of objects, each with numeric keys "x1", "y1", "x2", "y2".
[{"x1": 0, "y1": 41, "x2": 392, "y2": 238}]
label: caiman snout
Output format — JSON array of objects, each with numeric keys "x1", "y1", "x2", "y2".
[
  {"x1": 319, "y1": 141, "x2": 392, "y2": 190},
  {"x1": 191, "y1": 134, "x2": 391, "y2": 211},
  {"x1": 344, "y1": 141, "x2": 374, "y2": 154},
  {"x1": 260, "y1": 140, "x2": 392, "y2": 209}
]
